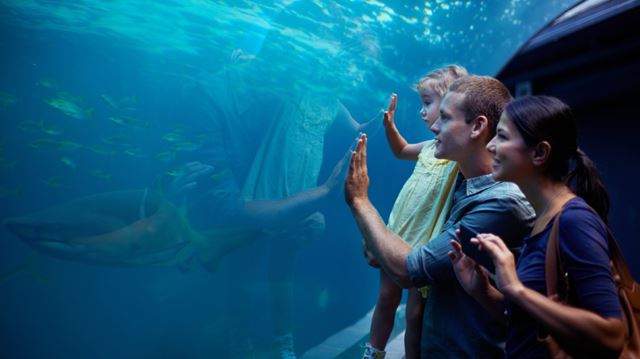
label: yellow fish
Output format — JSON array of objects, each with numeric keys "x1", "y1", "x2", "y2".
[
  {"x1": 122, "y1": 148, "x2": 146, "y2": 158},
  {"x1": 156, "y1": 151, "x2": 176, "y2": 162},
  {"x1": 101, "y1": 94, "x2": 137, "y2": 111},
  {"x1": 40, "y1": 122, "x2": 63, "y2": 136},
  {"x1": 173, "y1": 141, "x2": 200, "y2": 152},
  {"x1": 60, "y1": 157, "x2": 77, "y2": 169},
  {"x1": 43, "y1": 176, "x2": 64, "y2": 188},
  {"x1": 91, "y1": 170, "x2": 113, "y2": 182},
  {"x1": 46, "y1": 93, "x2": 92, "y2": 120},
  {"x1": 102, "y1": 135, "x2": 131, "y2": 146},
  {"x1": 37, "y1": 77, "x2": 58, "y2": 89},
  {"x1": 29, "y1": 139, "x2": 82, "y2": 151},
  {"x1": 109, "y1": 116, "x2": 148, "y2": 129},
  {"x1": 162, "y1": 132, "x2": 184, "y2": 142}
]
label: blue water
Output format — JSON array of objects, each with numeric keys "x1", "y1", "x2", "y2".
[{"x1": 0, "y1": 1, "x2": 576, "y2": 358}]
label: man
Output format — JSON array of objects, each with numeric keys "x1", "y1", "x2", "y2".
[{"x1": 345, "y1": 76, "x2": 535, "y2": 358}]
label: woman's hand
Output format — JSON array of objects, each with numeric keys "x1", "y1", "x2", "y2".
[
  {"x1": 472, "y1": 233, "x2": 525, "y2": 298},
  {"x1": 450, "y1": 231, "x2": 510, "y2": 322},
  {"x1": 449, "y1": 231, "x2": 491, "y2": 296}
]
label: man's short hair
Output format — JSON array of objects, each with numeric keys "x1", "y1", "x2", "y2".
[{"x1": 448, "y1": 76, "x2": 512, "y2": 140}]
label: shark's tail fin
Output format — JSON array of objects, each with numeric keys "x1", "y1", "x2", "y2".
[{"x1": 192, "y1": 227, "x2": 261, "y2": 272}]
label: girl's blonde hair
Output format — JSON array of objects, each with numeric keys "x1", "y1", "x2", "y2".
[{"x1": 415, "y1": 65, "x2": 468, "y2": 98}]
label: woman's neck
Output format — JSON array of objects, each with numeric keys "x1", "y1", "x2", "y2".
[{"x1": 517, "y1": 177, "x2": 575, "y2": 235}]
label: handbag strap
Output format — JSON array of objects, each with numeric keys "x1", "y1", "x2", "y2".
[
  {"x1": 545, "y1": 212, "x2": 566, "y2": 298},
  {"x1": 545, "y1": 202, "x2": 635, "y2": 297},
  {"x1": 602, "y1": 222, "x2": 635, "y2": 290}
]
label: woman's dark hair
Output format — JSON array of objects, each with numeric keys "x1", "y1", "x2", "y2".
[{"x1": 505, "y1": 96, "x2": 610, "y2": 222}]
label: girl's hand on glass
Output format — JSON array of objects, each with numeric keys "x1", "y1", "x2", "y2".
[{"x1": 382, "y1": 93, "x2": 397, "y2": 129}]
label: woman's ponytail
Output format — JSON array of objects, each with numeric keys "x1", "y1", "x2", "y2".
[{"x1": 565, "y1": 148, "x2": 610, "y2": 223}]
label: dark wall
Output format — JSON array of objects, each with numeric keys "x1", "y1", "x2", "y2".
[{"x1": 497, "y1": 2, "x2": 640, "y2": 278}]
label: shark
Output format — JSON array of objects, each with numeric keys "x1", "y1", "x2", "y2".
[{"x1": 4, "y1": 189, "x2": 259, "y2": 270}]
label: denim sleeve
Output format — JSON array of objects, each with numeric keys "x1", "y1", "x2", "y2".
[{"x1": 407, "y1": 194, "x2": 533, "y2": 287}]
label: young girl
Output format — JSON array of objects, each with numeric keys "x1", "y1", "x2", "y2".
[
  {"x1": 449, "y1": 96, "x2": 625, "y2": 358},
  {"x1": 363, "y1": 65, "x2": 468, "y2": 359}
]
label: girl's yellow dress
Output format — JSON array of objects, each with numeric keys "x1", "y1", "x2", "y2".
[{"x1": 386, "y1": 140, "x2": 458, "y2": 296}]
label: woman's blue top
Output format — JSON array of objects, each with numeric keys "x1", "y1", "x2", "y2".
[{"x1": 506, "y1": 197, "x2": 622, "y2": 358}]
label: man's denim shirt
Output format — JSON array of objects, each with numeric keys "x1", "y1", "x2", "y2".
[{"x1": 407, "y1": 173, "x2": 535, "y2": 359}]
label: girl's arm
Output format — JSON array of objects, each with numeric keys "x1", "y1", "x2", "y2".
[{"x1": 383, "y1": 93, "x2": 424, "y2": 160}]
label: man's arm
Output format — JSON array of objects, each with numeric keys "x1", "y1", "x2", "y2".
[
  {"x1": 408, "y1": 193, "x2": 533, "y2": 287},
  {"x1": 245, "y1": 149, "x2": 349, "y2": 227},
  {"x1": 345, "y1": 133, "x2": 413, "y2": 287}
]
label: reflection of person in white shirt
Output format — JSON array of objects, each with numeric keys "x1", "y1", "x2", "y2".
[
  {"x1": 240, "y1": 87, "x2": 374, "y2": 359},
  {"x1": 173, "y1": 46, "x2": 362, "y2": 357}
]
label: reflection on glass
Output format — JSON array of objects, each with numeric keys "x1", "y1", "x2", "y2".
[{"x1": 0, "y1": 1, "x2": 577, "y2": 358}]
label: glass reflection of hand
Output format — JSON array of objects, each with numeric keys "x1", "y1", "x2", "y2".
[
  {"x1": 322, "y1": 146, "x2": 352, "y2": 197},
  {"x1": 230, "y1": 48, "x2": 255, "y2": 64}
]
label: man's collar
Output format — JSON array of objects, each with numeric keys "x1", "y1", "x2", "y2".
[{"x1": 459, "y1": 173, "x2": 497, "y2": 196}]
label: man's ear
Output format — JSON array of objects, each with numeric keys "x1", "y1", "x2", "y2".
[
  {"x1": 532, "y1": 141, "x2": 551, "y2": 167},
  {"x1": 470, "y1": 115, "x2": 488, "y2": 140}
]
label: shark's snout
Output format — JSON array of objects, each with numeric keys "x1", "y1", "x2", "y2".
[
  {"x1": 5, "y1": 217, "x2": 87, "y2": 258},
  {"x1": 5, "y1": 219, "x2": 38, "y2": 241},
  {"x1": 5, "y1": 218, "x2": 66, "y2": 243}
]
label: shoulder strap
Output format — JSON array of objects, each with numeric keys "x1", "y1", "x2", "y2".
[
  {"x1": 545, "y1": 213, "x2": 566, "y2": 298},
  {"x1": 571, "y1": 204, "x2": 636, "y2": 289},
  {"x1": 546, "y1": 202, "x2": 637, "y2": 295},
  {"x1": 591, "y1": 213, "x2": 636, "y2": 290}
]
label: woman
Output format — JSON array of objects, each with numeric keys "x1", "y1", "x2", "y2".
[{"x1": 448, "y1": 96, "x2": 625, "y2": 358}]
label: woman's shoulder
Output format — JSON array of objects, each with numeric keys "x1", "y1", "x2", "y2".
[
  {"x1": 557, "y1": 197, "x2": 609, "y2": 254},
  {"x1": 559, "y1": 197, "x2": 602, "y2": 226}
]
